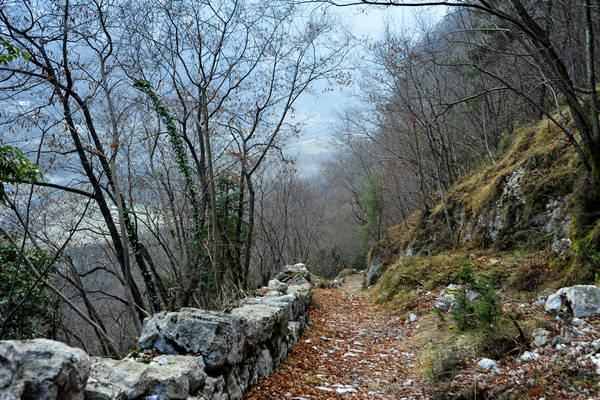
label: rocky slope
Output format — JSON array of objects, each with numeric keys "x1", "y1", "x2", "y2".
[
  {"x1": 365, "y1": 117, "x2": 584, "y2": 287},
  {"x1": 360, "y1": 114, "x2": 600, "y2": 397}
]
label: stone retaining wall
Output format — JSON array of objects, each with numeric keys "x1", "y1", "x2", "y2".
[{"x1": 0, "y1": 264, "x2": 312, "y2": 400}]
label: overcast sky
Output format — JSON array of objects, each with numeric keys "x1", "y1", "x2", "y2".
[{"x1": 288, "y1": 4, "x2": 446, "y2": 176}]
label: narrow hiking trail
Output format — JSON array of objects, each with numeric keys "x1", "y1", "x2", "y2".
[{"x1": 245, "y1": 274, "x2": 427, "y2": 399}]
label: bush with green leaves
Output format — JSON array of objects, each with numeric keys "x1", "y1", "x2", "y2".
[
  {"x1": 0, "y1": 40, "x2": 42, "y2": 203},
  {"x1": 0, "y1": 243, "x2": 57, "y2": 339},
  {"x1": 0, "y1": 144, "x2": 42, "y2": 203},
  {"x1": 452, "y1": 265, "x2": 502, "y2": 332},
  {"x1": 0, "y1": 38, "x2": 29, "y2": 66}
]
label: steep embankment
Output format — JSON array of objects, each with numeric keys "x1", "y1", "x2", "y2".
[
  {"x1": 367, "y1": 114, "x2": 598, "y2": 290},
  {"x1": 361, "y1": 116, "x2": 600, "y2": 398}
]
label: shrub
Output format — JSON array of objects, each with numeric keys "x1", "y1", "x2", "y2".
[
  {"x1": 452, "y1": 266, "x2": 501, "y2": 332},
  {"x1": 0, "y1": 243, "x2": 56, "y2": 339}
]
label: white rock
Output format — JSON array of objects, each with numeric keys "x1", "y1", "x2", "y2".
[
  {"x1": 572, "y1": 326, "x2": 585, "y2": 335},
  {"x1": 532, "y1": 329, "x2": 550, "y2": 347},
  {"x1": 138, "y1": 309, "x2": 245, "y2": 370},
  {"x1": 435, "y1": 293, "x2": 459, "y2": 312},
  {"x1": 315, "y1": 386, "x2": 334, "y2": 392},
  {"x1": 257, "y1": 348, "x2": 273, "y2": 378},
  {"x1": 467, "y1": 290, "x2": 481, "y2": 302},
  {"x1": 545, "y1": 285, "x2": 600, "y2": 317},
  {"x1": 545, "y1": 293, "x2": 563, "y2": 313},
  {"x1": 268, "y1": 279, "x2": 288, "y2": 293},
  {"x1": 279, "y1": 264, "x2": 311, "y2": 283},
  {"x1": 365, "y1": 257, "x2": 383, "y2": 287},
  {"x1": 520, "y1": 351, "x2": 540, "y2": 362},
  {"x1": 582, "y1": 327, "x2": 596, "y2": 335},
  {"x1": 533, "y1": 299, "x2": 546, "y2": 308},
  {"x1": 0, "y1": 339, "x2": 91, "y2": 400},
  {"x1": 565, "y1": 285, "x2": 600, "y2": 318},
  {"x1": 333, "y1": 384, "x2": 358, "y2": 393},
  {"x1": 86, "y1": 355, "x2": 206, "y2": 400},
  {"x1": 477, "y1": 358, "x2": 498, "y2": 370},
  {"x1": 435, "y1": 285, "x2": 480, "y2": 312}
]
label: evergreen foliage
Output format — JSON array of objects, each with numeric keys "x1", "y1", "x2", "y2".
[
  {"x1": 357, "y1": 172, "x2": 384, "y2": 248},
  {"x1": 0, "y1": 242, "x2": 56, "y2": 339},
  {"x1": 452, "y1": 265, "x2": 501, "y2": 332}
]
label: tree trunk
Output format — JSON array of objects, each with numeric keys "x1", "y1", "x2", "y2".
[
  {"x1": 243, "y1": 174, "x2": 256, "y2": 289},
  {"x1": 584, "y1": 0, "x2": 600, "y2": 178}
]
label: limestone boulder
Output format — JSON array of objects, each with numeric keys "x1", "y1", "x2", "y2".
[
  {"x1": 85, "y1": 355, "x2": 206, "y2": 400},
  {"x1": 241, "y1": 285, "x2": 310, "y2": 322},
  {"x1": 267, "y1": 279, "x2": 288, "y2": 294},
  {"x1": 225, "y1": 365, "x2": 244, "y2": 400},
  {"x1": 138, "y1": 308, "x2": 244, "y2": 370},
  {"x1": 545, "y1": 292, "x2": 564, "y2": 314},
  {"x1": 477, "y1": 358, "x2": 498, "y2": 371},
  {"x1": 256, "y1": 349, "x2": 273, "y2": 378},
  {"x1": 0, "y1": 341, "x2": 24, "y2": 400},
  {"x1": 565, "y1": 285, "x2": 600, "y2": 318},
  {"x1": 287, "y1": 321, "x2": 302, "y2": 346},
  {"x1": 198, "y1": 376, "x2": 227, "y2": 400},
  {"x1": 0, "y1": 339, "x2": 90, "y2": 400},
  {"x1": 289, "y1": 263, "x2": 311, "y2": 281},
  {"x1": 240, "y1": 356, "x2": 258, "y2": 390},
  {"x1": 229, "y1": 303, "x2": 288, "y2": 348},
  {"x1": 544, "y1": 285, "x2": 600, "y2": 318},
  {"x1": 276, "y1": 264, "x2": 311, "y2": 285},
  {"x1": 435, "y1": 293, "x2": 458, "y2": 312},
  {"x1": 364, "y1": 257, "x2": 382, "y2": 287},
  {"x1": 434, "y1": 284, "x2": 479, "y2": 312}
]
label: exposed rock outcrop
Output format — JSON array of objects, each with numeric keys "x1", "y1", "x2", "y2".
[{"x1": 364, "y1": 257, "x2": 382, "y2": 287}]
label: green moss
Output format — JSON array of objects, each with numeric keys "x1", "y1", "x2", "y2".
[
  {"x1": 316, "y1": 278, "x2": 333, "y2": 288},
  {"x1": 338, "y1": 268, "x2": 356, "y2": 277}
]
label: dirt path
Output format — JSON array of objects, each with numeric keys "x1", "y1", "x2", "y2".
[{"x1": 245, "y1": 275, "x2": 424, "y2": 399}]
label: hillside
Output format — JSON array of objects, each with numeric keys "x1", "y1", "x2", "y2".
[
  {"x1": 362, "y1": 115, "x2": 600, "y2": 398},
  {"x1": 368, "y1": 112, "x2": 600, "y2": 289}
]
